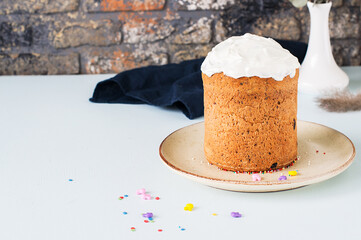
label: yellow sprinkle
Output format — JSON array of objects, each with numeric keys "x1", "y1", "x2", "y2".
[
  {"x1": 288, "y1": 170, "x2": 298, "y2": 176},
  {"x1": 184, "y1": 203, "x2": 194, "y2": 211},
  {"x1": 212, "y1": 213, "x2": 217, "y2": 216}
]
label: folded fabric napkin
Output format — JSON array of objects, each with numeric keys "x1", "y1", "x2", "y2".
[{"x1": 90, "y1": 40, "x2": 307, "y2": 119}]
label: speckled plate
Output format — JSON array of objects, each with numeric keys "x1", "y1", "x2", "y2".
[{"x1": 159, "y1": 121, "x2": 355, "y2": 192}]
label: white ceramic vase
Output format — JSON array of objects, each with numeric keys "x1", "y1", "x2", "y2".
[{"x1": 298, "y1": 2, "x2": 349, "y2": 95}]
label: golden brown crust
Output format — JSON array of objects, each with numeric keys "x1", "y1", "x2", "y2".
[{"x1": 202, "y1": 70, "x2": 299, "y2": 172}]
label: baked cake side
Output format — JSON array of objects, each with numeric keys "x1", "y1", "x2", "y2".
[{"x1": 203, "y1": 70, "x2": 298, "y2": 172}]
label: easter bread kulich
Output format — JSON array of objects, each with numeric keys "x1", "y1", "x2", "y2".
[{"x1": 201, "y1": 33, "x2": 300, "y2": 172}]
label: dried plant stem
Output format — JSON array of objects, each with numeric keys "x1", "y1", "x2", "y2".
[{"x1": 317, "y1": 90, "x2": 361, "y2": 112}]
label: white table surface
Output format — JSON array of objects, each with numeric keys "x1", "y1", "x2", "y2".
[{"x1": 0, "y1": 67, "x2": 360, "y2": 240}]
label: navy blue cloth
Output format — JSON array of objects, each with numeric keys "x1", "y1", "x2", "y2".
[{"x1": 90, "y1": 40, "x2": 307, "y2": 119}]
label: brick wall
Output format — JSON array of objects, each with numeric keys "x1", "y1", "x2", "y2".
[{"x1": 0, "y1": 0, "x2": 360, "y2": 75}]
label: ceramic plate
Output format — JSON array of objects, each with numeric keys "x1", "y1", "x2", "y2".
[{"x1": 159, "y1": 121, "x2": 355, "y2": 192}]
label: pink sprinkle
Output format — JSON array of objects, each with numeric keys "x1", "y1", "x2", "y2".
[
  {"x1": 252, "y1": 173, "x2": 261, "y2": 181},
  {"x1": 142, "y1": 194, "x2": 152, "y2": 200},
  {"x1": 158, "y1": 229, "x2": 163, "y2": 232},
  {"x1": 155, "y1": 197, "x2": 160, "y2": 200},
  {"x1": 136, "y1": 188, "x2": 146, "y2": 195}
]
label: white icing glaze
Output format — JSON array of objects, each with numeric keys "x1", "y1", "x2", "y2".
[{"x1": 201, "y1": 33, "x2": 300, "y2": 81}]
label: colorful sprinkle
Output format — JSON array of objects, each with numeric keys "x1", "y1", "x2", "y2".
[
  {"x1": 136, "y1": 188, "x2": 146, "y2": 195},
  {"x1": 68, "y1": 179, "x2": 73, "y2": 181},
  {"x1": 316, "y1": 150, "x2": 319, "y2": 153},
  {"x1": 288, "y1": 170, "x2": 298, "y2": 176},
  {"x1": 184, "y1": 203, "x2": 194, "y2": 211},
  {"x1": 252, "y1": 173, "x2": 261, "y2": 181},
  {"x1": 130, "y1": 227, "x2": 136, "y2": 232},
  {"x1": 124, "y1": 195, "x2": 128, "y2": 197},
  {"x1": 141, "y1": 194, "x2": 152, "y2": 200},
  {"x1": 155, "y1": 197, "x2": 160, "y2": 200},
  {"x1": 216, "y1": 159, "x2": 297, "y2": 174},
  {"x1": 158, "y1": 229, "x2": 163, "y2": 232},
  {"x1": 212, "y1": 213, "x2": 217, "y2": 216},
  {"x1": 142, "y1": 212, "x2": 153, "y2": 218},
  {"x1": 144, "y1": 220, "x2": 149, "y2": 223},
  {"x1": 278, "y1": 175, "x2": 287, "y2": 181},
  {"x1": 231, "y1": 212, "x2": 242, "y2": 218},
  {"x1": 122, "y1": 212, "x2": 128, "y2": 215},
  {"x1": 118, "y1": 196, "x2": 124, "y2": 200}
]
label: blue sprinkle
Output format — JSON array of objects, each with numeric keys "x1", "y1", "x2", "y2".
[
  {"x1": 181, "y1": 228, "x2": 185, "y2": 231},
  {"x1": 68, "y1": 179, "x2": 73, "y2": 181},
  {"x1": 124, "y1": 195, "x2": 128, "y2": 197},
  {"x1": 148, "y1": 217, "x2": 153, "y2": 221},
  {"x1": 123, "y1": 212, "x2": 127, "y2": 215}
]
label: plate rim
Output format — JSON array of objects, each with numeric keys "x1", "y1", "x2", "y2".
[{"x1": 159, "y1": 120, "x2": 356, "y2": 188}]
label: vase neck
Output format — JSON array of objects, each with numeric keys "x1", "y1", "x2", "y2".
[{"x1": 306, "y1": 2, "x2": 334, "y2": 60}]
